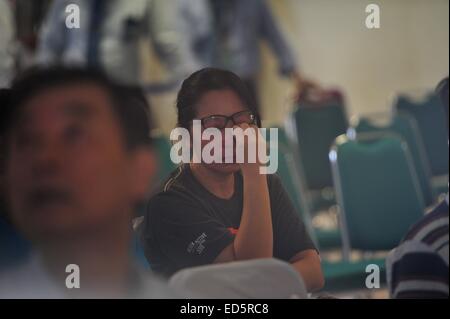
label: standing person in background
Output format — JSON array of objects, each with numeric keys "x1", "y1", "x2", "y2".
[
  {"x1": 179, "y1": 0, "x2": 316, "y2": 114},
  {"x1": 13, "y1": 0, "x2": 53, "y2": 70},
  {"x1": 0, "y1": 0, "x2": 14, "y2": 88},
  {"x1": 36, "y1": 0, "x2": 198, "y2": 86}
]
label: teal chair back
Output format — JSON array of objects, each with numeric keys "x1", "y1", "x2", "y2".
[
  {"x1": 394, "y1": 93, "x2": 449, "y2": 176},
  {"x1": 291, "y1": 102, "x2": 348, "y2": 190},
  {"x1": 330, "y1": 134, "x2": 425, "y2": 256},
  {"x1": 351, "y1": 113, "x2": 434, "y2": 206},
  {"x1": 152, "y1": 134, "x2": 177, "y2": 184},
  {"x1": 268, "y1": 128, "x2": 318, "y2": 247}
]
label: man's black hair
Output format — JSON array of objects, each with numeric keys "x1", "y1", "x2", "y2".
[{"x1": 5, "y1": 66, "x2": 152, "y2": 150}]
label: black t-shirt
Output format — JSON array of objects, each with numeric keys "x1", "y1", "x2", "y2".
[{"x1": 141, "y1": 164, "x2": 316, "y2": 277}]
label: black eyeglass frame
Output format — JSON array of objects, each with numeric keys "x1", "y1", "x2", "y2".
[{"x1": 197, "y1": 110, "x2": 257, "y2": 129}]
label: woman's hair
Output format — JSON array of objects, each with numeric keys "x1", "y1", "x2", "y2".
[{"x1": 176, "y1": 68, "x2": 261, "y2": 129}]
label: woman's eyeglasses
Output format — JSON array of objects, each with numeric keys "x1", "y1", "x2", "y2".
[{"x1": 198, "y1": 110, "x2": 256, "y2": 129}]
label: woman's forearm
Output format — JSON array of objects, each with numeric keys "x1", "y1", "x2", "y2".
[
  {"x1": 290, "y1": 250, "x2": 325, "y2": 292},
  {"x1": 233, "y1": 170, "x2": 273, "y2": 260}
]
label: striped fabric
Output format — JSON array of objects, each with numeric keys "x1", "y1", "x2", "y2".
[{"x1": 387, "y1": 196, "x2": 449, "y2": 298}]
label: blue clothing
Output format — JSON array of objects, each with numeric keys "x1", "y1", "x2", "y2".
[{"x1": 0, "y1": 216, "x2": 31, "y2": 270}]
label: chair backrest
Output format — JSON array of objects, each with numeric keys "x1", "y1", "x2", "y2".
[
  {"x1": 330, "y1": 134, "x2": 425, "y2": 252},
  {"x1": 351, "y1": 113, "x2": 434, "y2": 206},
  {"x1": 269, "y1": 127, "x2": 318, "y2": 247},
  {"x1": 394, "y1": 93, "x2": 449, "y2": 176},
  {"x1": 152, "y1": 134, "x2": 177, "y2": 183},
  {"x1": 169, "y1": 258, "x2": 307, "y2": 299},
  {"x1": 291, "y1": 101, "x2": 348, "y2": 190}
]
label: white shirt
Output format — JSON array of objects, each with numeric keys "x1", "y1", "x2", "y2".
[{"x1": 0, "y1": 253, "x2": 176, "y2": 299}]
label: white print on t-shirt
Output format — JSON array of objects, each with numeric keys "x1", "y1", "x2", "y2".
[{"x1": 187, "y1": 232, "x2": 207, "y2": 255}]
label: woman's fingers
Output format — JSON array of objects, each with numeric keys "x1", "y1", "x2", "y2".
[{"x1": 232, "y1": 123, "x2": 265, "y2": 168}]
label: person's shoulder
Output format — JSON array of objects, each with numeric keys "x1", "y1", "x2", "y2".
[
  {"x1": 147, "y1": 191, "x2": 194, "y2": 220},
  {"x1": 149, "y1": 166, "x2": 190, "y2": 202},
  {"x1": 146, "y1": 166, "x2": 204, "y2": 219},
  {"x1": 403, "y1": 199, "x2": 449, "y2": 243},
  {"x1": 156, "y1": 165, "x2": 193, "y2": 194},
  {"x1": 387, "y1": 238, "x2": 449, "y2": 298}
]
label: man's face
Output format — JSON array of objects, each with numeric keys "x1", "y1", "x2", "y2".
[{"x1": 6, "y1": 84, "x2": 142, "y2": 241}]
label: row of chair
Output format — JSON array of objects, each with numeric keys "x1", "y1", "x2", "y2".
[
  {"x1": 274, "y1": 90, "x2": 448, "y2": 291},
  {"x1": 288, "y1": 91, "x2": 448, "y2": 217}
]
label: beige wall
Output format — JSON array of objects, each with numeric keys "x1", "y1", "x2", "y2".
[
  {"x1": 262, "y1": 0, "x2": 449, "y2": 125},
  {"x1": 146, "y1": 0, "x2": 449, "y2": 134}
]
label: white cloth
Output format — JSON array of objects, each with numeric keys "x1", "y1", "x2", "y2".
[
  {"x1": 169, "y1": 258, "x2": 308, "y2": 299},
  {"x1": 0, "y1": 253, "x2": 176, "y2": 299}
]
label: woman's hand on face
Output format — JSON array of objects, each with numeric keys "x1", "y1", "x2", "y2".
[{"x1": 233, "y1": 123, "x2": 266, "y2": 177}]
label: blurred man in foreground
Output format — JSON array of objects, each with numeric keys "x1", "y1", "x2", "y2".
[{"x1": 0, "y1": 67, "x2": 172, "y2": 298}]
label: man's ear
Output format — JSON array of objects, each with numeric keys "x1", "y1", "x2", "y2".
[{"x1": 129, "y1": 148, "x2": 157, "y2": 202}]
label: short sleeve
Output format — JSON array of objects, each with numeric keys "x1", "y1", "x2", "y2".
[
  {"x1": 386, "y1": 239, "x2": 449, "y2": 298},
  {"x1": 268, "y1": 175, "x2": 317, "y2": 261},
  {"x1": 143, "y1": 193, "x2": 235, "y2": 274}
]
